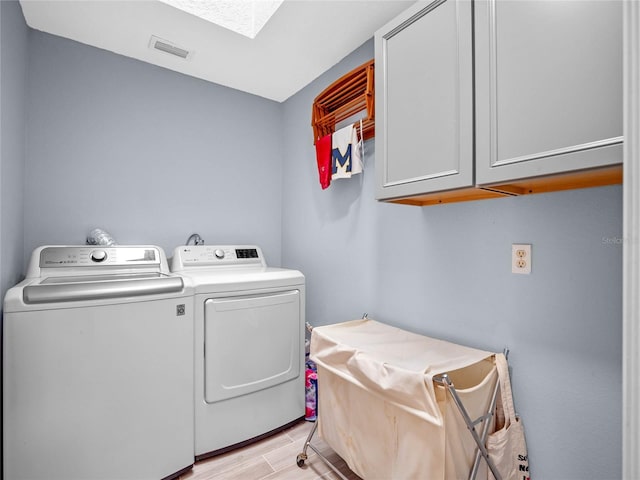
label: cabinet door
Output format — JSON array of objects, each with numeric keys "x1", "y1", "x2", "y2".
[
  {"x1": 475, "y1": 0, "x2": 623, "y2": 186},
  {"x1": 375, "y1": 0, "x2": 473, "y2": 201}
]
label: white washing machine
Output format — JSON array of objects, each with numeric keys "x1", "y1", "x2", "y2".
[
  {"x1": 3, "y1": 246, "x2": 194, "y2": 480},
  {"x1": 170, "y1": 245, "x2": 305, "y2": 459}
]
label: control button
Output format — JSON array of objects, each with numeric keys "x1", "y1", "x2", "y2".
[
  {"x1": 214, "y1": 249, "x2": 225, "y2": 259},
  {"x1": 90, "y1": 250, "x2": 107, "y2": 262}
]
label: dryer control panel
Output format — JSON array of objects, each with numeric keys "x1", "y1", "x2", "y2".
[{"x1": 171, "y1": 245, "x2": 267, "y2": 270}]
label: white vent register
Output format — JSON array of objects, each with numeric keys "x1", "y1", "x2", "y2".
[{"x1": 149, "y1": 35, "x2": 192, "y2": 59}]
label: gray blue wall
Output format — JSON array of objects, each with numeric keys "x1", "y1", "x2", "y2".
[
  {"x1": 282, "y1": 40, "x2": 623, "y2": 478},
  {"x1": 1, "y1": 0, "x2": 27, "y2": 301},
  {"x1": 24, "y1": 30, "x2": 284, "y2": 265},
  {"x1": 0, "y1": 4, "x2": 623, "y2": 478}
]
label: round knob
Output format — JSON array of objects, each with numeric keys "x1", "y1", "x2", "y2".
[
  {"x1": 91, "y1": 250, "x2": 107, "y2": 262},
  {"x1": 214, "y1": 249, "x2": 225, "y2": 259}
]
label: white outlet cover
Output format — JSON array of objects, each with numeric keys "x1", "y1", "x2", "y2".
[{"x1": 512, "y1": 244, "x2": 532, "y2": 274}]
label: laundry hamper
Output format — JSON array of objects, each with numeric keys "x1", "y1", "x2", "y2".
[{"x1": 303, "y1": 318, "x2": 500, "y2": 480}]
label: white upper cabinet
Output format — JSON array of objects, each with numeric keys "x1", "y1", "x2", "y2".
[
  {"x1": 375, "y1": 0, "x2": 475, "y2": 202},
  {"x1": 474, "y1": 0, "x2": 622, "y2": 185},
  {"x1": 375, "y1": 0, "x2": 622, "y2": 205}
]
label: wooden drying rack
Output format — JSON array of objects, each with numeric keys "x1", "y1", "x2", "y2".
[{"x1": 312, "y1": 59, "x2": 375, "y2": 144}]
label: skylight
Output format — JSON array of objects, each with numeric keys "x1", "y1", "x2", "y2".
[{"x1": 158, "y1": 0, "x2": 284, "y2": 39}]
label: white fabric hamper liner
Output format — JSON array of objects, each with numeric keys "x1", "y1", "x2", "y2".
[{"x1": 309, "y1": 319, "x2": 498, "y2": 480}]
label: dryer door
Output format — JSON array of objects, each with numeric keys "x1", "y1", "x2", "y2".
[{"x1": 204, "y1": 290, "x2": 301, "y2": 403}]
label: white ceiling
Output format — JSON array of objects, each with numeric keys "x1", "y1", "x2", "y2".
[{"x1": 19, "y1": 0, "x2": 416, "y2": 102}]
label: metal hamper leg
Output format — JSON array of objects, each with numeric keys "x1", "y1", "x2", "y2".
[{"x1": 296, "y1": 418, "x2": 350, "y2": 480}]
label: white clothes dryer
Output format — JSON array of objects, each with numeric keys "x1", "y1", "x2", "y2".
[
  {"x1": 170, "y1": 245, "x2": 305, "y2": 459},
  {"x1": 3, "y1": 246, "x2": 194, "y2": 480}
]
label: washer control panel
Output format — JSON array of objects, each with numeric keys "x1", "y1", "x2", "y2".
[
  {"x1": 172, "y1": 245, "x2": 265, "y2": 269},
  {"x1": 39, "y1": 246, "x2": 160, "y2": 268}
]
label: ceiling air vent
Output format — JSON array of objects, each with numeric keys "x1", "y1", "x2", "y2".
[{"x1": 149, "y1": 35, "x2": 192, "y2": 60}]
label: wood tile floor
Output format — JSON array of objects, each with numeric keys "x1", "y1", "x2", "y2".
[{"x1": 179, "y1": 420, "x2": 362, "y2": 480}]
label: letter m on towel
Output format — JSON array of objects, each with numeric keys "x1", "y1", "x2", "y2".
[{"x1": 332, "y1": 145, "x2": 353, "y2": 174}]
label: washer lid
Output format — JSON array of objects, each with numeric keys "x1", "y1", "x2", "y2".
[{"x1": 23, "y1": 273, "x2": 184, "y2": 304}]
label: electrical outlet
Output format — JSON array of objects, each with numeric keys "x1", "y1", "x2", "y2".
[{"x1": 512, "y1": 244, "x2": 532, "y2": 274}]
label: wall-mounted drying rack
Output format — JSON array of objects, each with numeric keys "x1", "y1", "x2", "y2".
[{"x1": 311, "y1": 59, "x2": 375, "y2": 144}]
